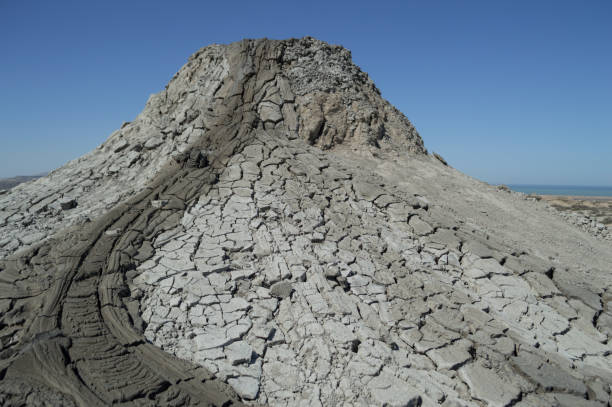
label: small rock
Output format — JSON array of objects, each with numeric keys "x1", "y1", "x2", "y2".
[
  {"x1": 126, "y1": 150, "x2": 140, "y2": 166},
  {"x1": 151, "y1": 199, "x2": 168, "y2": 209},
  {"x1": 269, "y1": 281, "x2": 293, "y2": 298},
  {"x1": 228, "y1": 376, "x2": 259, "y2": 400},
  {"x1": 196, "y1": 330, "x2": 231, "y2": 350},
  {"x1": 59, "y1": 198, "x2": 77, "y2": 210},
  {"x1": 258, "y1": 101, "x2": 283, "y2": 123},
  {"x1": 368, "y1": 372, "x2": 422, "y2": 407},
  {"x1": 187, "y1": 150, "x2": 209, "y2": 168},
  {"x1": 426, "y1": 340, "x2": 472, "y2": 370},
  {"x1": 464, "y1": 258, "x2": 507, "y2": 279},
  {"x1": 433, "y1": 152, "x2": 448, "y2": 166},
  {"x1": 144, "y1": 136, "x2": 163, "y2": 149},
  {"x1": 113, "y1": 138, "x2": 129, "y2": 153},
  {"x1": 323, "y1": 320, "x2": 356, "y2": 343},
  {"x1": 459, "y1": 362, "x2": 520, "y2": 407},
  {"x1": 225, "y1": 341, "x2": 254, "y2": 365},
  {"x1": 408, "y1": 216, "x2": 433, "y2": 235}
]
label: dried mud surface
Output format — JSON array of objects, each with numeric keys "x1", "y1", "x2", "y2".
[{"x1": 1, "y1": 38, "x2": 612, "y2": 407}]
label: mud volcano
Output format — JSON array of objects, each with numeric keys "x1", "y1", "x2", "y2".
[{"x1": 1, "y1": 38, "x2": 611, "y2": 406}]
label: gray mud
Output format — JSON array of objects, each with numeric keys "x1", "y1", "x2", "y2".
[{"x1": 1, "y1": 38, "x2": 611, "y2": 406}]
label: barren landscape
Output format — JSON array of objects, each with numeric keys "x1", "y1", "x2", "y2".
[
  {"x1": 0, "y1": 38, "x2": 611, "y2": 406},
  {"x1": 0, "y1": 175, "x2": 43, "y2": 192},
  {"x1": 539, "y1": 195, "x2": 612, "y2": 227}
]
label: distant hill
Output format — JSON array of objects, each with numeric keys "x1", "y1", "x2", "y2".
[{"x1": 0, "y1": 175, "x2": 43, "y2": 191}]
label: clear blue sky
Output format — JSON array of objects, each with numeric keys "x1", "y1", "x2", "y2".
[{"x1": 1, "y1": 1, "x2": 610, "y2": 185}]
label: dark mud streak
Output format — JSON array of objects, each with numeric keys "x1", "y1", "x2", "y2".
[
  {"x1": 0, "y1": 39, "x2": 283, "y2": 406},
  {"x1": 0, "y1": 133, "x2": 246, "y2": 406}
]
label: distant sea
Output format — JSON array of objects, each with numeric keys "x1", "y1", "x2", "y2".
[{"x1": 508, "y1": 185, "x2": 612, "y2": 197}]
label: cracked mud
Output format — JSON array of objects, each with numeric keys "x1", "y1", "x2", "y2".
[{"x1": 1, "y1": 38, "x2": 612, "y2": 407}]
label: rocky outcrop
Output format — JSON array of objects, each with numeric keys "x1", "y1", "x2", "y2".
[{"x1": 1, "y1": 38, "x2": 611, "y2": 406}]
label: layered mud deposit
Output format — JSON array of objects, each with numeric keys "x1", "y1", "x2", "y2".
[{"x1": 1, "y1": 38, "x2": 612, "y2": 406}]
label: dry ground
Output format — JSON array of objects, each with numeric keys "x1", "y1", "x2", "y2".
[{"x1": 538, "y1": 195, "x2": 612, "y2": 227}]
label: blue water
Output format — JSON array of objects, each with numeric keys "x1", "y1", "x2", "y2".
[{"x1": 508, "y1": 185, "x2": 612, "y2": 197}]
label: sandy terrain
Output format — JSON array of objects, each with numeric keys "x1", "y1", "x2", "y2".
[{"x1": 539, "y1": 195, "x2": 612, "y2": 226}]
